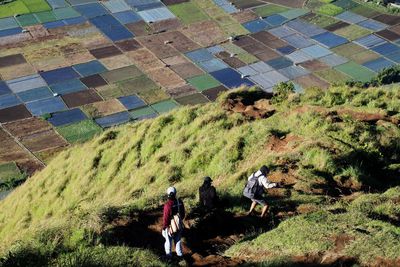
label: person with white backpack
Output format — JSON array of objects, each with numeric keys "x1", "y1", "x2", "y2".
[
  {"x1": 162, "y1": 186, "x2": 185, "y2": 259},
  {"x1": 243, "y1": 165, "x2": 277, "y2": 218}
]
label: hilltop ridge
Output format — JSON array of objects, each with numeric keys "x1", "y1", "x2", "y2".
[{"x1": 0, "y1": 85, "x2": 400, "y2": 266}]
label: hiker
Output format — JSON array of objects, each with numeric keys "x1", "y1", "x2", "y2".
[
  {"x1": 199, "y1": 176, "x2": 218, "y2": 211},
  {"x1": 243, "y1": 165, "x2": 277, "y2": 218},
  {"x1": 162, "y1": 186, "x2": 185, "y2": 259}
]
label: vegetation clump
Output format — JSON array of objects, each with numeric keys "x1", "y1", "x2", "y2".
[
  {"x1": 347, "y1": 66, "x2": 400, "y2": 88},
  {"x1": 271, "y1": 82, "x2": 295, "y2": 104}
]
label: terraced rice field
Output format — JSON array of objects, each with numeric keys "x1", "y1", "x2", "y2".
[{"x1": 0, "y1": 0, "x2": 399, "y2": 176}]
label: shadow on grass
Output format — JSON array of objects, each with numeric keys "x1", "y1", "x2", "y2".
[
  {"x1": 97, "y1": 209, "x2": 164, "y2": 254},
  {"x1": 225, "y1": 88, "x2": 272, "y2": 105},
  {"x1": 241, "y1": 257, "x2": 359, "y2": 267}
]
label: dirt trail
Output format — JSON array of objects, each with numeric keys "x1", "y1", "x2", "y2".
[
  {"x1": 98, "y1": 208, "x2": 275, "y2": 266},
  {"x1": 99, "y1": 208, "x2": 363, "y2": 266}
]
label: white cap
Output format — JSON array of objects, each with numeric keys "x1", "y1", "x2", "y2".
[{"x1": 167, "y1": 186, "x2": 176, "y2": 196}]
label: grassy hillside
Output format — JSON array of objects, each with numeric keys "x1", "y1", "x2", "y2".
[{"x1": 0, "y1": 85, "x2": 399, "y2": 266}]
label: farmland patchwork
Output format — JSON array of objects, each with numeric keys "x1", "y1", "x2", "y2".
[{"x1": 0, "y1": 0, "x2": 399, "y2": 177}]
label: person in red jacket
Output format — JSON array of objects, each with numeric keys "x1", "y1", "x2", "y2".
[{"x1": 162, "y1": 186, "x2": 185, "y2": 259}]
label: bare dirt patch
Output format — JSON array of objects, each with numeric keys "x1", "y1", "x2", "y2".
[
  {"x1": 19, "y1": 130, "x2": 68, "y2": 153},
  {"x1": 231, "y1": 10, "x2": 259, "y2": 23},
  {"x1": 294, "y1": 74, "x2": 330, "y2": 89},
  {"x1": 62, "y1": 89, "x2": 103, "y2": 108},
  {"x1": 265, "y1": 134, "x2": 302, "y2": 153},
  {"x1": 100, "y1": 55, "x2": 132, "y2": 70},
  {"x1": 87, "y1": 99, "x2": 127, "y2": 118},
  {"x1": 170, "y1": 62, "x2": 204, "y2": 79},
  {"x1": 222, "y1": 97, "x2": 275, "y2": 119},
  {"x1": 150, "y1": 18, "x2": 182, "y2": 33},
  {"x1": 147, "y1": 67, "x2": 187, "y2": 90},
  {"x1": 17, "y1": 159, "x2": 44, "y2": 176},
  {"x1": 3, "y1": 117, "x2": 52, "y2": 138},
  {"x1": 336, "y1": 109, "x2": 388, "y2": 123},
  {"x1": 0, "y1": 128, "x2": 32, "y2": 163},
  {"x1": 126, "y1": 48, "x2": 165, "y2": 71},
  {"x1": 0, "y1": 105, "x2": 32, "y2": 123},
  {"x1": 181, "y1": 20, "x2": 226, "y2": 47}
]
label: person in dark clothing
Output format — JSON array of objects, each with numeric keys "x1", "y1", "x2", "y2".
[
  {"x1": 162, "y1": 186, "x2": 185, "y2": 258},
  {"x1": 199, "y1": 176, "x2": 218, "y2": 211}
]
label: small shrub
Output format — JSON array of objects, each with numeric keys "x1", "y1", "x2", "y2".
[
  {"x1": 40, "y1": 113, "x2": 52, "y2": 120},
  {"x1": 376, "y1": 65, "x2": 400, "y2": 85},
  {"x1": 347, "y1": 66, "x2": 400, "y2": 88},
  {"x1": 271, "y1": 82, "x2": 295, "y2": 104},
  {"x1": 0, "y1": 0, "x2": 16, "y2": 5},
  {"x1": 0, "y1": 172, "x2": 28, "y2": 191}
]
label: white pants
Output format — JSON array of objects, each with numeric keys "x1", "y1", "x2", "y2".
[{"x1": 162, "y1": 229, "x2": 183, "y2": 257}]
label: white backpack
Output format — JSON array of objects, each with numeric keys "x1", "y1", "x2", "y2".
[{"x1": 169, "y1": 200, "x2": 183, "y2": 235}]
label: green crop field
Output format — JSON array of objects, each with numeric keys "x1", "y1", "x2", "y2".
[
  {"x1": 253, "y1": 4, "x2": 290, "y2": 17},
  {"x1": 0, "y1": 162, "x2": 21, "y2": 181},
  {"x1": 334, "y1": 24, "x2": 372, "y2": 40},
  {"x1": 168, "y1": 2, "x2": 209, "y2": 25},
  {"x1": 316, "y1": 4, "x2": 344, "y2": 16},
  {"x1": 187, "y1": 74, "x2": 221, "y2": 91},
  {"x1": 56, "y1": 120, "x2": 103, "y2": 143}
]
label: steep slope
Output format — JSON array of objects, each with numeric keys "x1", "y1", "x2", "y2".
[{"x1": 0, "y1": 85, "x2": 400, "y2": 266}]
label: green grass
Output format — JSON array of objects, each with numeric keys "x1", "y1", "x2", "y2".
[
  {"x1": 316, "y1": 4, "x2": 344, "y2": 16},
  {"x1": 187, "y1": 74, "x2": 221, "y2": 91},
  {"x1": 253, "y1": 4, "x2": 289, "y2": 17},
  {"x1": 56, "y1": 120, "x2": 103, "y2": 143},
  {"x1": 227, "y1": 200, "x2": 400, "y2": 264},
  {"x1": 168, "y1": 2, "x2": 209, "y2": 24},
  {"x1": 334, "y1": 24, "x2": 372, "y2": 41},
  {"x1": 52, "y1": 246, "x2": 166, "y2": 266},
  {"x1": 1, "y1": 241, "x2": 167, "y2": 267},
  {"x1": 0, "y1": 85, "x2": 400, "y2": 264}
]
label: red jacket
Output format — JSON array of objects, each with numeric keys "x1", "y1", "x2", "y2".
[{"x1": 163, "y1": 198, "x2": 185, "y2": 229}]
